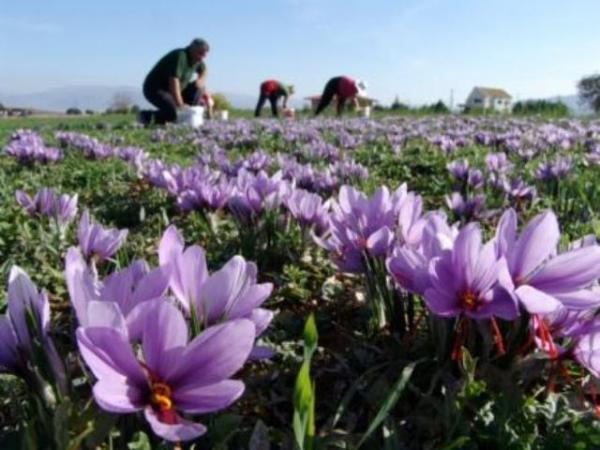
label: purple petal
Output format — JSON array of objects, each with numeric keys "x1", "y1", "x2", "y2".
[
  {"x1": 511, "y1": 211, "x2": 559, "y2": 281},
  {"x1": 574, "y1": 331, "x2": 600, "y2": 379},
  {"x1": 515, "y1": 285, "x2": 563, "y2": 314},
  {"x1": 495, "y1": 208, "x2": 516, "y2": 259},
  {"x1": 76, "y1": 327, "x2": 146, "y2": 385},
  {"x1": 366, "y1": 226, "x2": 393, "y2": 256},
  {"x1": 424, "y1": 287, "x2": 460, "y2": 317},
  {"x1": 8, "y1": 266, "x2": 41, "y2": 350},
  {"x1": 142, "y1": 302, "x2": 188, "y2": 380},
  {"x1": 249, "y1": 345, "x2": 275, "y2": 360},
  {"x1": 471, "y1": 241, "x2": 500, "y2": 294},
  {"x1": 469, "y1": 286, "x2": 519, "y2": 320},
  {"x1": 200, "y1": 256, "x2": 250, "y2": 322},
  {"x1": 247, "y1": 308, "x2": 274, "y2": 336},
  {"x1": 178, "y1": 245, "x2": 208, "y2": 311},
  {"x1": 92, "y1": 379, "x2": 145, "y2": 413},
  {"x1": 452, "y1": 223, "x2": 481, "y2": 287},
  {"x1": 166, "y1": 319, "x2": 255, "y2": 390},
  {"x1": 144, "y1": 407, "x2": 206, "y2": 442},
  {"x1": 158, "y1": 225, "x2": 184, "y2": 267},
  {"x1": 0, "y1": 317, "x2": 18, "y2": 372},
  {"x1": 85, "y1": 301, "x2": 128, "y2": 336},
  {"x1": 65, "y1": 247, "x2": 99, "y2": 325},
  {"x1": 528, "y1": 246, "x2": 600, "y2": 293},
  {"x1": 553, "y1": 289, "x2": 600, "y2": 311},
  {"x1": 172, "y1": 379, "x2": 245, "y2": 414},
  {"x1": 131, "y1": 265, "x2": 170, "y2": 305}
]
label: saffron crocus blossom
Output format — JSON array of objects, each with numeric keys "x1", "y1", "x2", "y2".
[
  {"x1": 285, "y1": 189, "x2": 330, "y2": 235},
  {"x1": 387, "y1": 213, "x2": 457, "y2": 296},
  {"x1": 4, "y1": 130, "x2": 62, "y2": 164},
  {"x1": 158, "y1": 226, "x2": 274, "y2": 337},
  {"x1": 315, "y1": 185, "x2": 405, "y2": 272},
  {"x1": 0, "y1": 267, "x2": 66, "y2": 391},
  {"x1": 15, "y1": 188, "x2": 78, "y2": 232},
  {"x1": 77, "y1": 210, "x2": 128, "y2": 263},
  {"x1": 424, "y1": 223, "x2": 518, "y2": 320},
  {"x1": 445, "y1": 192, "x2": 486, "y2": 221},
  {"x1": 447, "y1": 159, "x2": 469, "y2": 181},
  {"x1": 485, "y1": 152, "x2": 511, "y2": 174},
  {"x1": 77, "y1": 301, "x2": 255, "y2": 442},
  {"x1": 495, "y1": 209, "x2": 600, "y2": 314},
  {"x1": 65, "y1": 247, "x2": 169, "y2": 339}
]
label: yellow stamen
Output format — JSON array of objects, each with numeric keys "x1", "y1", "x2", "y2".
[
  {"x1": 460, "y1": 290, "x2": 478, "y2": 311},
  {"x1": 151, "y1": 382, "x2": 173, "y2": 412}
]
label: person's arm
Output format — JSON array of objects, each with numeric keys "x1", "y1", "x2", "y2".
[
  {"x1": 169, "y1": 77, "x2": 185, "y2": 108},
  {"x1": 282, "y1": 93, "x2": 289, "y2": 109},
  {"x1": 195, "y1": 66, "x2": 207, "y2": 90},
  {"x1": 351, "y1": 96, "x2": 360, "y2": 111}
]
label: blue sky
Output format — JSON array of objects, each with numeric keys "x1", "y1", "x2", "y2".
[{"x1": 1, "y1": 0, "x2": 599, "y2": 105}]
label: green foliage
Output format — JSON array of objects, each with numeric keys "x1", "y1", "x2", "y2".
[
  {"x1": 512, "y1": 99, "x2": 569, "y2": 117},
  {"x1": 212, "y1": 92, "x2": 232, "y2": 111},
  {"x1": 293, "y1": 313, "x2": 318, "y2": 450}
]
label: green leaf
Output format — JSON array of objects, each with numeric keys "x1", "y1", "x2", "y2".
[
  {"x1": 127, "y1": 431, "x2": 152, "y2": 450},
  {"x1": 303, "y1": 313, "x2": 318, "y2": 361},
  {"x1": 356, "y1": 361, "x2": 420, "y2": 449}
]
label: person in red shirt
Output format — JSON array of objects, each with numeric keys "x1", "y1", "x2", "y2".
[
  {"x1": 255, "y1": 80, "x2": 294, "y2": 117},
  {"x1": 314, "y1": 76, "x2": 367, "y2": 116}
]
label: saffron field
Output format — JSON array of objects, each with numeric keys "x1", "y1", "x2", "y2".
[{"x1": 3, "y1": 115, "x2": 600, "y2": 448}]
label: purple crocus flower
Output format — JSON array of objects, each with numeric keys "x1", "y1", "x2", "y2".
[
  {"x1": 387, "y1": 212, "x2": 457, "y2": 296},
  {"x1": 77, "y1": 210, "x2": 128, "y2": 263},
  {"x1": 447, "y1": 159, "x2": 469, "y2": 181},
  {"x1": 315, "y1": 185, "x2": 402, "y2": 272},
  {"x1": 467, "y1": 169, "x2": 484, "y2": 190},
  {"x1": 65, "y1": 247, "x2": 170, "y2": 338},
  {"x1": 15, "y1": 190, "x2": 37, "y2": 216},
  {"x1": 15, "y1": 188, "x2": 78, "y2": 231},
  {"x1": 53, "y1": 193, "x2": 79, "y2": 229},
  {"x1": 158, "y1": 226, "x2": 274, "y2": 338},
  {"x1": 76, "y1": 301, "x2": 255, "y2": 442},
  {"x1": 495, "y1": 209, "x2": 600, "y2": 315},
  {"x1": 424, "y1": 223, "x2": 518, "y2": 320},
  {"x1": 504, "y1": 178, "x2": 537, "y2": 205},
  {"x1": 445, "y1": 192, "x2": 486, "y2": 221},
  {"x1": 0, "y1": 267, "x2": 66, "y2": 391},
  {"x1": 485, "y1": 152, "x2": 511, "y2": 174},
  {"x1": 285, "y1": 189, "x2": 330, "y2": 235}
]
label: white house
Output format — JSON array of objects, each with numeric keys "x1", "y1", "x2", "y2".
[{"x1": 465, "y1": 87, "x2": 512, "y2": 112}]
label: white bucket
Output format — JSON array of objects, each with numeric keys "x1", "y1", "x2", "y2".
[
  {"x1": 362, "y1": 106, "x2": 371, "y2": 118},
  {"x1": 219, "y1": 110, "x2": 229, "y2": 121},
  {"x1": 284, "y1": 108, "x2": 295, "y2": 119},
  {"x1": 177, "y1": 106, "x2": 204, "y2": 128}
]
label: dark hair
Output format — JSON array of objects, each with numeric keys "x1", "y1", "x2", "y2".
[{"x1": 189, "y1": 38, "x2": 210, "y2": 52}]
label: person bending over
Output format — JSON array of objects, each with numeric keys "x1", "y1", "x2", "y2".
[
  {"x1": 142, "y1": 38, "x2": 210, "y2": 124},
  {"x1": 255, "y1": 80, "x2": 294, "y2": 117},
  {"x1": 314, "y1": 76, "x2": 367, "y2": 116}
]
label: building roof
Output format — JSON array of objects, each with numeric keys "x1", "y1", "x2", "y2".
[{"x1": 473, "y1": 87, "x2": 512, "y2": 99}]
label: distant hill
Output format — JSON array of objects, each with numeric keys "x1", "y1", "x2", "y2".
[{"x1": 0, "y1": 85, "x2": 304, "y2": 112}]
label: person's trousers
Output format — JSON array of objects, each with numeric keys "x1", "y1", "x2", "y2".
[
  {"x1": 315, "y1": 77, "x2": 344, "y2": 116},
  {"x1": 143, "y1": 83, "x2": 201, "y2": 124},
  {"x1": 255, "y1": 93, "x2": 280, "y2": 117}
]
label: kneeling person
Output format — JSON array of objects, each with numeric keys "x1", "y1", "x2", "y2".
[{"x1": 142, "y1": 38, "x2": 210, "y2": 124}]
